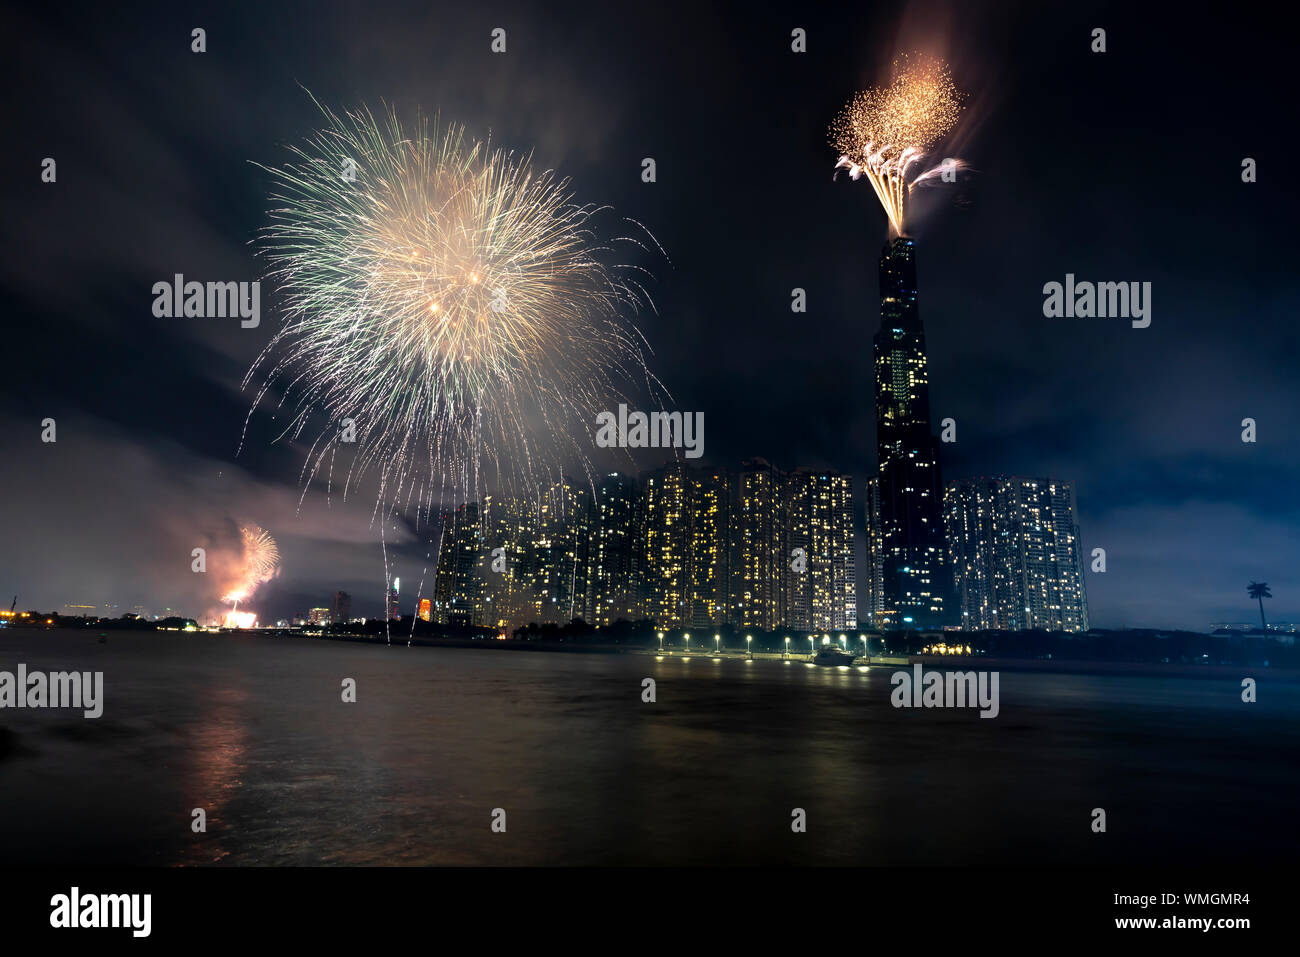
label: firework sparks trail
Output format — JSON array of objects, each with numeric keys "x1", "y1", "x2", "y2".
[
  {"x1": 829, "y1": 54, "x2": 965, "y2": 235},
  {"x1": 241, "y1": 98, "x2": 664, "y2": 524}
]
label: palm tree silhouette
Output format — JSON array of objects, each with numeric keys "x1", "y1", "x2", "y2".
[{"x1": 1247, "y1": 581, "x2": 1272, "y2": 630}]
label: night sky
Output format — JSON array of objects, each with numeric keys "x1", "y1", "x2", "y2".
[{"x1": 3, "y1": 0, "x2": 1296, "y2": 628}]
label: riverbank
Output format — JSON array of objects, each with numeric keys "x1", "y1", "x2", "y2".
[{"x1": 21, "y1": 627, "x2": 1297, "y2": 682}]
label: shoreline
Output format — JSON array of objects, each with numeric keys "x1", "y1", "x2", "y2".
[{"x1": 9, "y1": 627, "x2": 1297, "y2": 682}]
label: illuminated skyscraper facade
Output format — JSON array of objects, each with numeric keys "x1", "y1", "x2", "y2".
[
  {"x1": 538, "y1": 478, "x2": 595, "y2": 624},
  {"x1": 689, "y1": 467, "x2": 733, "y2": 629},
  {"x1": 643, "y1": 464, "x2": 693, "y2": 629},
  {"x1": 862, "y1": 477, "x2": 885, "y2": 628},
  {"x1": 479, "y1": 494, "x2": 538, "y2": 630},
  {"x1": 785, "y1": 469, "x2": 856, "y2": 632},
  {"x1": 872, "y1": 238, "x2": 954, "y2": 629},
  {"x1": 428, "y1": 462, "x2": 858, "y2": 634},
  {"x1": 944, "y1": 476, "x2": 1089, "y2": 632},
  {"x1": 734, "y1": 459, "x2": 786, "y2": 631},
  {"x1": 590, "y1": 473, "x2": 642, "y2": 625},
  {"x1": 386, "y1": 578, "x2": 403, "y2": 621},
  {"x1": 433, "y1": 503, "x2": 483, "y2": 625}
]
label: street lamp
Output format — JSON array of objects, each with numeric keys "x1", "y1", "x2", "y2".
[
  {"x1": 784, "y1": 636, "x2": 790, "y2": 659},
  {"x1": 808, "y1": 637, "x2": 815, "y2": 659},
  {"x1": 658, "y1": 631, "x2": 664, "y2": 655},
  {"x1": 684, "y1": 632, "x2": 690, "y2": 654},
  {"x1": 746, "y1": 634, "x2": 753, "y2": 659},
  {"x1": 714, "y1": 633, "x2": 720, "y2": 656},
  {"x1": 839, "y1": 634, "x2": 847, "y2": 651}
]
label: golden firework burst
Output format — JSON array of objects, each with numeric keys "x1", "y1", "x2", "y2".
[{"x1": 829, "y1": 54, "x2": 965, "y2": 235}]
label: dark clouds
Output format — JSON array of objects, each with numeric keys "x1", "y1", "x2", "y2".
[{"x1": 2, "y1": 0, "x2": 1296, "y2": 627}]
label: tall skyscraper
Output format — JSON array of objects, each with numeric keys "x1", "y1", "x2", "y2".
[
  {"x1": 944, "y1": 476, "x2": 1089, "y2": 632},
  {"x1": 872, "y1": 237, "x2": 953, "y2": 629},
  {"x1": 385, "y1": 577, "x2": 401, "y2": 622}
]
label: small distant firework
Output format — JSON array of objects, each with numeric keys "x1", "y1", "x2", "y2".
[
  {"x1": 221, "y1": 524, "x2": 279, "y2": 606},
  {"x1": 829, "y1": 54, "x2": 965, "y2": 235},
  {"x1": 242, "y1": 99, "x2": 661, "y2": 515}
]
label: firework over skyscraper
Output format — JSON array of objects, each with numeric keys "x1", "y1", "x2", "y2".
[{"x1": 830, "y1": 53, "x2": 965, "y2": 236}]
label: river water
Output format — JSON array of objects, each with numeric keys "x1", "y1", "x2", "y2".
[{"x1": 1, "y1": 629, "x2": 1295, "y2": 866}]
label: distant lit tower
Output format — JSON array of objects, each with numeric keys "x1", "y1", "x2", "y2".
[
  {"x1": 385, "y1": 577, "x2": 401, "y2": 622},
  {"x1": 333, "y1": 590, "x2": 352, "y2": 623},
  {"x1": 872, "y1": 238, "x2": 953, "y2": 629}
]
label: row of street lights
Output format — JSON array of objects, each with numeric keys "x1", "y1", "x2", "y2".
[
  {"x1": 657, "y1": 631, "x2": 756, "y2": 659},
  {"x1": 656, "y1": 631, "x2": 875, "y2": 660}
]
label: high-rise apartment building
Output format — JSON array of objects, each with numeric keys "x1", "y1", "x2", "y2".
[
  {"x1": 427, "y1": 461, "x2": 858, "y2": 635},
  {"x1": 590, "y1": 473, "x2": 643, "y2": 625},
  {"x1": 862, "y1": 477, "x2": 886, "y2": 628},
  {"x1": 433, "y1": 503, "x2": 483, "y2": 625},
  {"x1": 642, "y1": 464, "x2": 694, "y2": 629},
  {"x1": 538, "y1": 478, "x2": 595, "y2": 624},
  {"x1": 733, "y1": 458, "x2": 786, "y2": 631},
  {"x1": 944, "y1": 476, "x2": 1089, "y2": 632},
  {"x1": 785, "y1": 469, "x2": 857, "y2": 632},
  {"x1": 689, "y1": 467, "x2": 733, "y2": 629}
]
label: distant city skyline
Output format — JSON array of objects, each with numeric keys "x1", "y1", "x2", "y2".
[{"x1": 423, "y1": 460, "x2": 1087, "y2": 635}]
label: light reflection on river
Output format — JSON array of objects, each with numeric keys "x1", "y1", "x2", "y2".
[{"x1": 1, "y1": 630, "x2": 1295, "y2": 866}]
